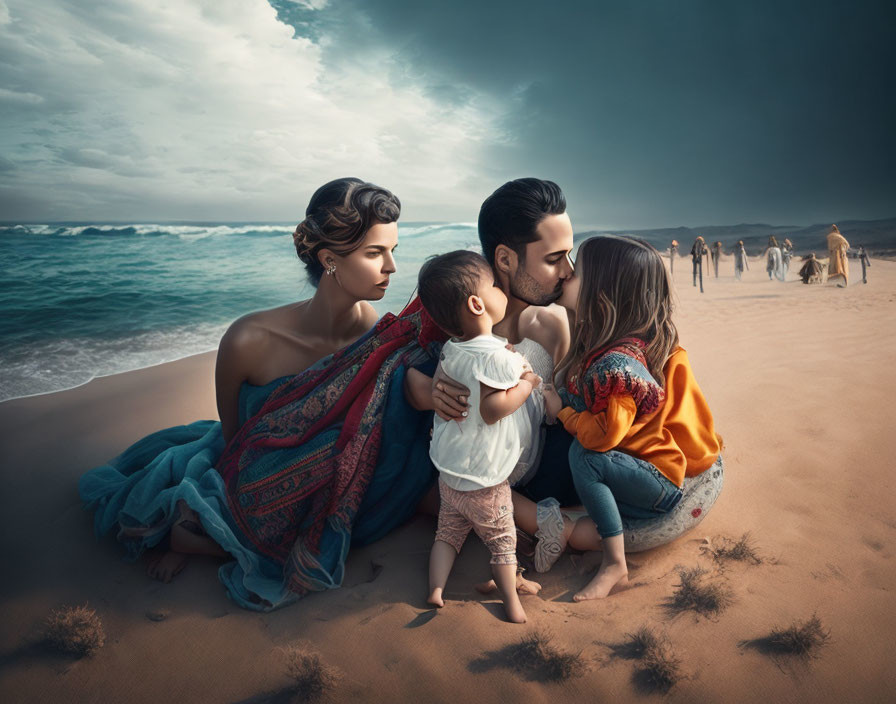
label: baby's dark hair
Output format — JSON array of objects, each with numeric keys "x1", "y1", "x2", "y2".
[{"x1": 417, "y1": 250, "x2": 490, "y2": 337}]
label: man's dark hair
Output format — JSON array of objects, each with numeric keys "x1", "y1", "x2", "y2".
[
  {"x1": 478, "y1": 178, "x2": 566, "y2": 267},
  {"x1": 417, "y1": 250, "x2": 489, "y2": 337}
]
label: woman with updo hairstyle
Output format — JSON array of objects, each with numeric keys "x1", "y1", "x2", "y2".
[
  {"x1": 293, "y1": 177, "x2": 401, "y2": 286},
  {"x1": 81, "y1": 177, "x2": 443, "y2": 610}
]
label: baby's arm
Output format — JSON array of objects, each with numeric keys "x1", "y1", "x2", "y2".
[
  {"x1": 480, "y1": 371, "x2": 539, "y2": 425},
  {"x1": 556, "y1": 394, "x2": 637, "y2": 451}
]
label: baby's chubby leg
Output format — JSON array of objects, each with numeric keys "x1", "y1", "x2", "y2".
[
  {"x1": 492, "y1": 562, "x2": 527, "y2": 623},
  {"x1": 428, "y1": 540, "x2": 459, "y2": 608},
  {"x1": 429, "y1": 481, "x2": 471, "y2": 608}
]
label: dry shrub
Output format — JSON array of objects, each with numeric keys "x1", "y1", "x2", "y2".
[
  {"x1": 612, "y1": 626, "x2": 681, "y2": 694},
  {"x1": 765, "y1": 615, "x2": 830, "y2": 658},
  {"x1": 43, "y1": 604, "x2": 105, "y2": 657},
  {"x1": 283, "y1": 645, "x2": 342, "y2": 702},
  {"x1": 668, "y1": 566, "x2": 733, "y2": 617},
  {"x1": 708, "y1": 533, "x2": 762, "y2": 565},
  {"x1": 509, "y1": 630, "x2": 585, "y2": 682}
]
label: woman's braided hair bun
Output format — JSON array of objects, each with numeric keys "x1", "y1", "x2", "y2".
[{"x1": 293, "y1": 177, "x2": 401, "y2": 285}]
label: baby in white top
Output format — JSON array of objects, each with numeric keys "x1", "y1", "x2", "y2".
[
  {"x1": 431, "y1": 333, "x2": 530, "y2": 491},
  {"x1": 417, "y1": 250, "x2": 556, "y2": 624}
]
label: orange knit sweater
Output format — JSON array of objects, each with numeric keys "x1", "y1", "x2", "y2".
[{"x1": 557, "y1": 347, "x2": 722, "y2": 487}]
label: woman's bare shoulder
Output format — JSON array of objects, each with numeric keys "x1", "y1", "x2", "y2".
[{"x1": 221, "y1": 302, "x2": 307, "y2": 357}]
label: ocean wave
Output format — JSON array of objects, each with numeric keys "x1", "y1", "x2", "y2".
[
  {"x1": 1, "y1": 222, "x2": 472, "y2": 239},
  {"x1": 0, "y1": 223, "x2": 295, "y2": 238}
]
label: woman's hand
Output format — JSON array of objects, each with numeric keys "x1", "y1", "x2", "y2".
[{"x1": 432, "y1": 365, "x2": 470, "y2": 422}]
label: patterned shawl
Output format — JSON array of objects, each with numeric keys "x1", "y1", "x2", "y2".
[{"x1": 217, "y1": 298, "x2": 444, "y2": 598}]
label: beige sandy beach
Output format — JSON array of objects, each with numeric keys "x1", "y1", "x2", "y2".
[{"x1": 1, "y1": 255, "x2": 894, "y2": 703}]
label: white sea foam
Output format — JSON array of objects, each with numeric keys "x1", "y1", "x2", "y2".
[{"x1": 0, "y1": 322, "x2": 229, "y2": 403}]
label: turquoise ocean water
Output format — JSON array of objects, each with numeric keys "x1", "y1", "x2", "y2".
[{"x1": 0, "y1": 222, "x2": 482, "y2": 402}]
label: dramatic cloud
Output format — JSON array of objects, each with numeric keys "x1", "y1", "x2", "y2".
[
  {"x1": 0, "y1": 1, "x2": 893, "y2": 226},
  {"x1": 0, "y1": 0, "x2": 506, "y2": 221}
]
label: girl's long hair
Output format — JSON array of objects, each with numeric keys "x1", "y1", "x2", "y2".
[{"x1": 555, "y1": 235, "x2": 679, "y2": 388}]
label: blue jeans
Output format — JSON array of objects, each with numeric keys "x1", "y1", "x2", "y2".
[{"x1": 569, "y1": 441, "x2": 683, "y2": 539}]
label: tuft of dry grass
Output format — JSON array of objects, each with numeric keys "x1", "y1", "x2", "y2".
[
  {"x1": 668, "y1": 566, "x2": 733, "y2": 617},
  {"x1": 608, "y1": 625, "x2": 660, "y2": 660},
  {"x1": 639, "y1": 648, "x2": 681, "y2": 694},
  {"x1": 282, "y1": 645, "x2": 342, "y2": 702},
  {"x1": 509, "y1": 630, "x2": 585, "y2": 682},
  {"x1": 706, "y1": 533, "x2": 762, "y2": 565},
  {"x1": 43, "y1": 604, "x2": 105, "y2": 657},
  {"x1": 762, "y1": 615, "x2": 830, "y2": 658},
  {"x1": 609, "y1": 626, "x2": 681, "y2": 694}
]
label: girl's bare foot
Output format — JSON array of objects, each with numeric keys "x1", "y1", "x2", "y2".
[
  {"x1": 427, "y1": 588, "x2": 445, "y2": 608},
  {"x1": 474, "y1": 572, "x2": 542, "y2": 595},
  {"x1": 573, "y1": 562, "x2": 628, "y2": 601},
  {"x1": 147, "y1": 551, "x2": 188, "y2": 583}
]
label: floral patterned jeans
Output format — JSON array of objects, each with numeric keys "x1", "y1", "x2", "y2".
[{"x1": 435, "y1": 478, "x2": 517, "y2": 565}]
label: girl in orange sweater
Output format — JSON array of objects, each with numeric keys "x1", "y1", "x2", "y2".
[{"x1": 550, "y1": 235, "x2": 722, "y2": 601}]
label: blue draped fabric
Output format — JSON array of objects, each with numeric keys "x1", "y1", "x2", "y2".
[{"x1": 80, "y1": 350, "x2": 438, "y2": 610}]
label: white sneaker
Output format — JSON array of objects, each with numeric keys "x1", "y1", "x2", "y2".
[{"x1": 534, "y1": 497, "x2": 567, "y2": 573}]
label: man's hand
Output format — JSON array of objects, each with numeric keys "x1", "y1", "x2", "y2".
[{"x1": 432, "y1": 364, "x2": 470, "y2": 422}]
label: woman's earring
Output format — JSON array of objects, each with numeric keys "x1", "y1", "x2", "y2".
[{"x1": 326, "y1": 261, "x2": 336, "y2": 276}]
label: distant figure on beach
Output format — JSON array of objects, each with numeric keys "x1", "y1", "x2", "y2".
[
  {"x1": 781, "y1": 238, "x2": 794, "y2": 275},
  {"x1": 541, "y1": 235, "x2": 722, "y2": 600},
  {"x1": 417, "y1": 250, "x2": 560, "y2": 623},
  {"x1": 80, "y1": 178, "x2": 443, "y2": 609},
  {"x1": 826, "y1": 224, "x2": 850, "y2": 286},
  {"x1": 734, "y1": 240, "x2": 749, "y2": 281},
  {"x1": 690, "y1": 236, "x2": 708, "y2": 292},
  {"x1": 858, "y1": 245, "x2": 871, "y2": 283},
  {"x1": 765, "y1": 241, "x2": 785, "y2": 281},
  {"x1": 799, "y1": 252, "x2": 823, "y2": 284},
  {"x1": 669, "y1": 239, "x2": 679, "y2": 275},
  {"x1": 710, "y1": 241, "x2": 722, "y2": 278},
  {"x1": 767, "y1": 235, "x2": 779, "y2": 249}
]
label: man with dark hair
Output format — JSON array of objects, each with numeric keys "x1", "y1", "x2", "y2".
[{"x1": 478, "y1": 178, "x2": 568, "y2": 307}]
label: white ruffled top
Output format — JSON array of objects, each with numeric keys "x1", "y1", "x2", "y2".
[{"x1": 430, "y1": 334, "x2": 531, "y2": 491}]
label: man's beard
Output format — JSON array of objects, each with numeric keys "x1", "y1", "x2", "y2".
[{"x1": 509, "y1": 269, "x2": 563, "y2": 307}]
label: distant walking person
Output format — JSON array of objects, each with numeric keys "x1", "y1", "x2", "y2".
[
  {"x1": 858, "y1": 245, "x2": 871, "y2": 284},
  {"x1": 764, "y1": 236, "x2": 785, "y2": 281},
  {"x1": 734, "y1": 240, "x2": 749, "y2": 281},
  {"x1": 691, "y1": 236, "x2": 708, "y2": 292},
  {"x1": 670, "y1": 239, "x2": 679, "y2": 275},
  {"x1": 710, "y1": 241, "x2": 722, "y2": 278},
  {"x1": 826, "y1": 224, "x2": 850, "y2": 286},
  {"x1": 781, "y1": 238, "x2": 794, "y2": 275}
]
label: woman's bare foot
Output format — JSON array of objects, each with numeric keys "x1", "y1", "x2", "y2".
[
  {"x1": 474, "y1": 572, "x2": 542, "y2": 595},
  {"x1": 147, "y1": 551, "x2": 188, "y2": 583},
  {"x1": 427, "y1": 588, "x2": 445, "y2": 608},
  {"x1": 573, "y1": 562, "x2": 628, "y2": 601}
]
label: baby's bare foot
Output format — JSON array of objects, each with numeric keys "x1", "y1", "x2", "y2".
[
  {"x1": 504, "y1": 600, "x2": 527, "y2": 624},
  {"x1": 573, "y1": 562, "x2": 628, "y2": 601},
  {"x1": 147, "y1": 551, "x2": 188, "y2": 583},
  {"x1": 427, "y1": 588, "x2": 445, "y2": 608}
]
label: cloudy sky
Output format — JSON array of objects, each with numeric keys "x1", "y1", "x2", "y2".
[{"x1": 0, "y1": 0, "x2": 893, "y2": 227}]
